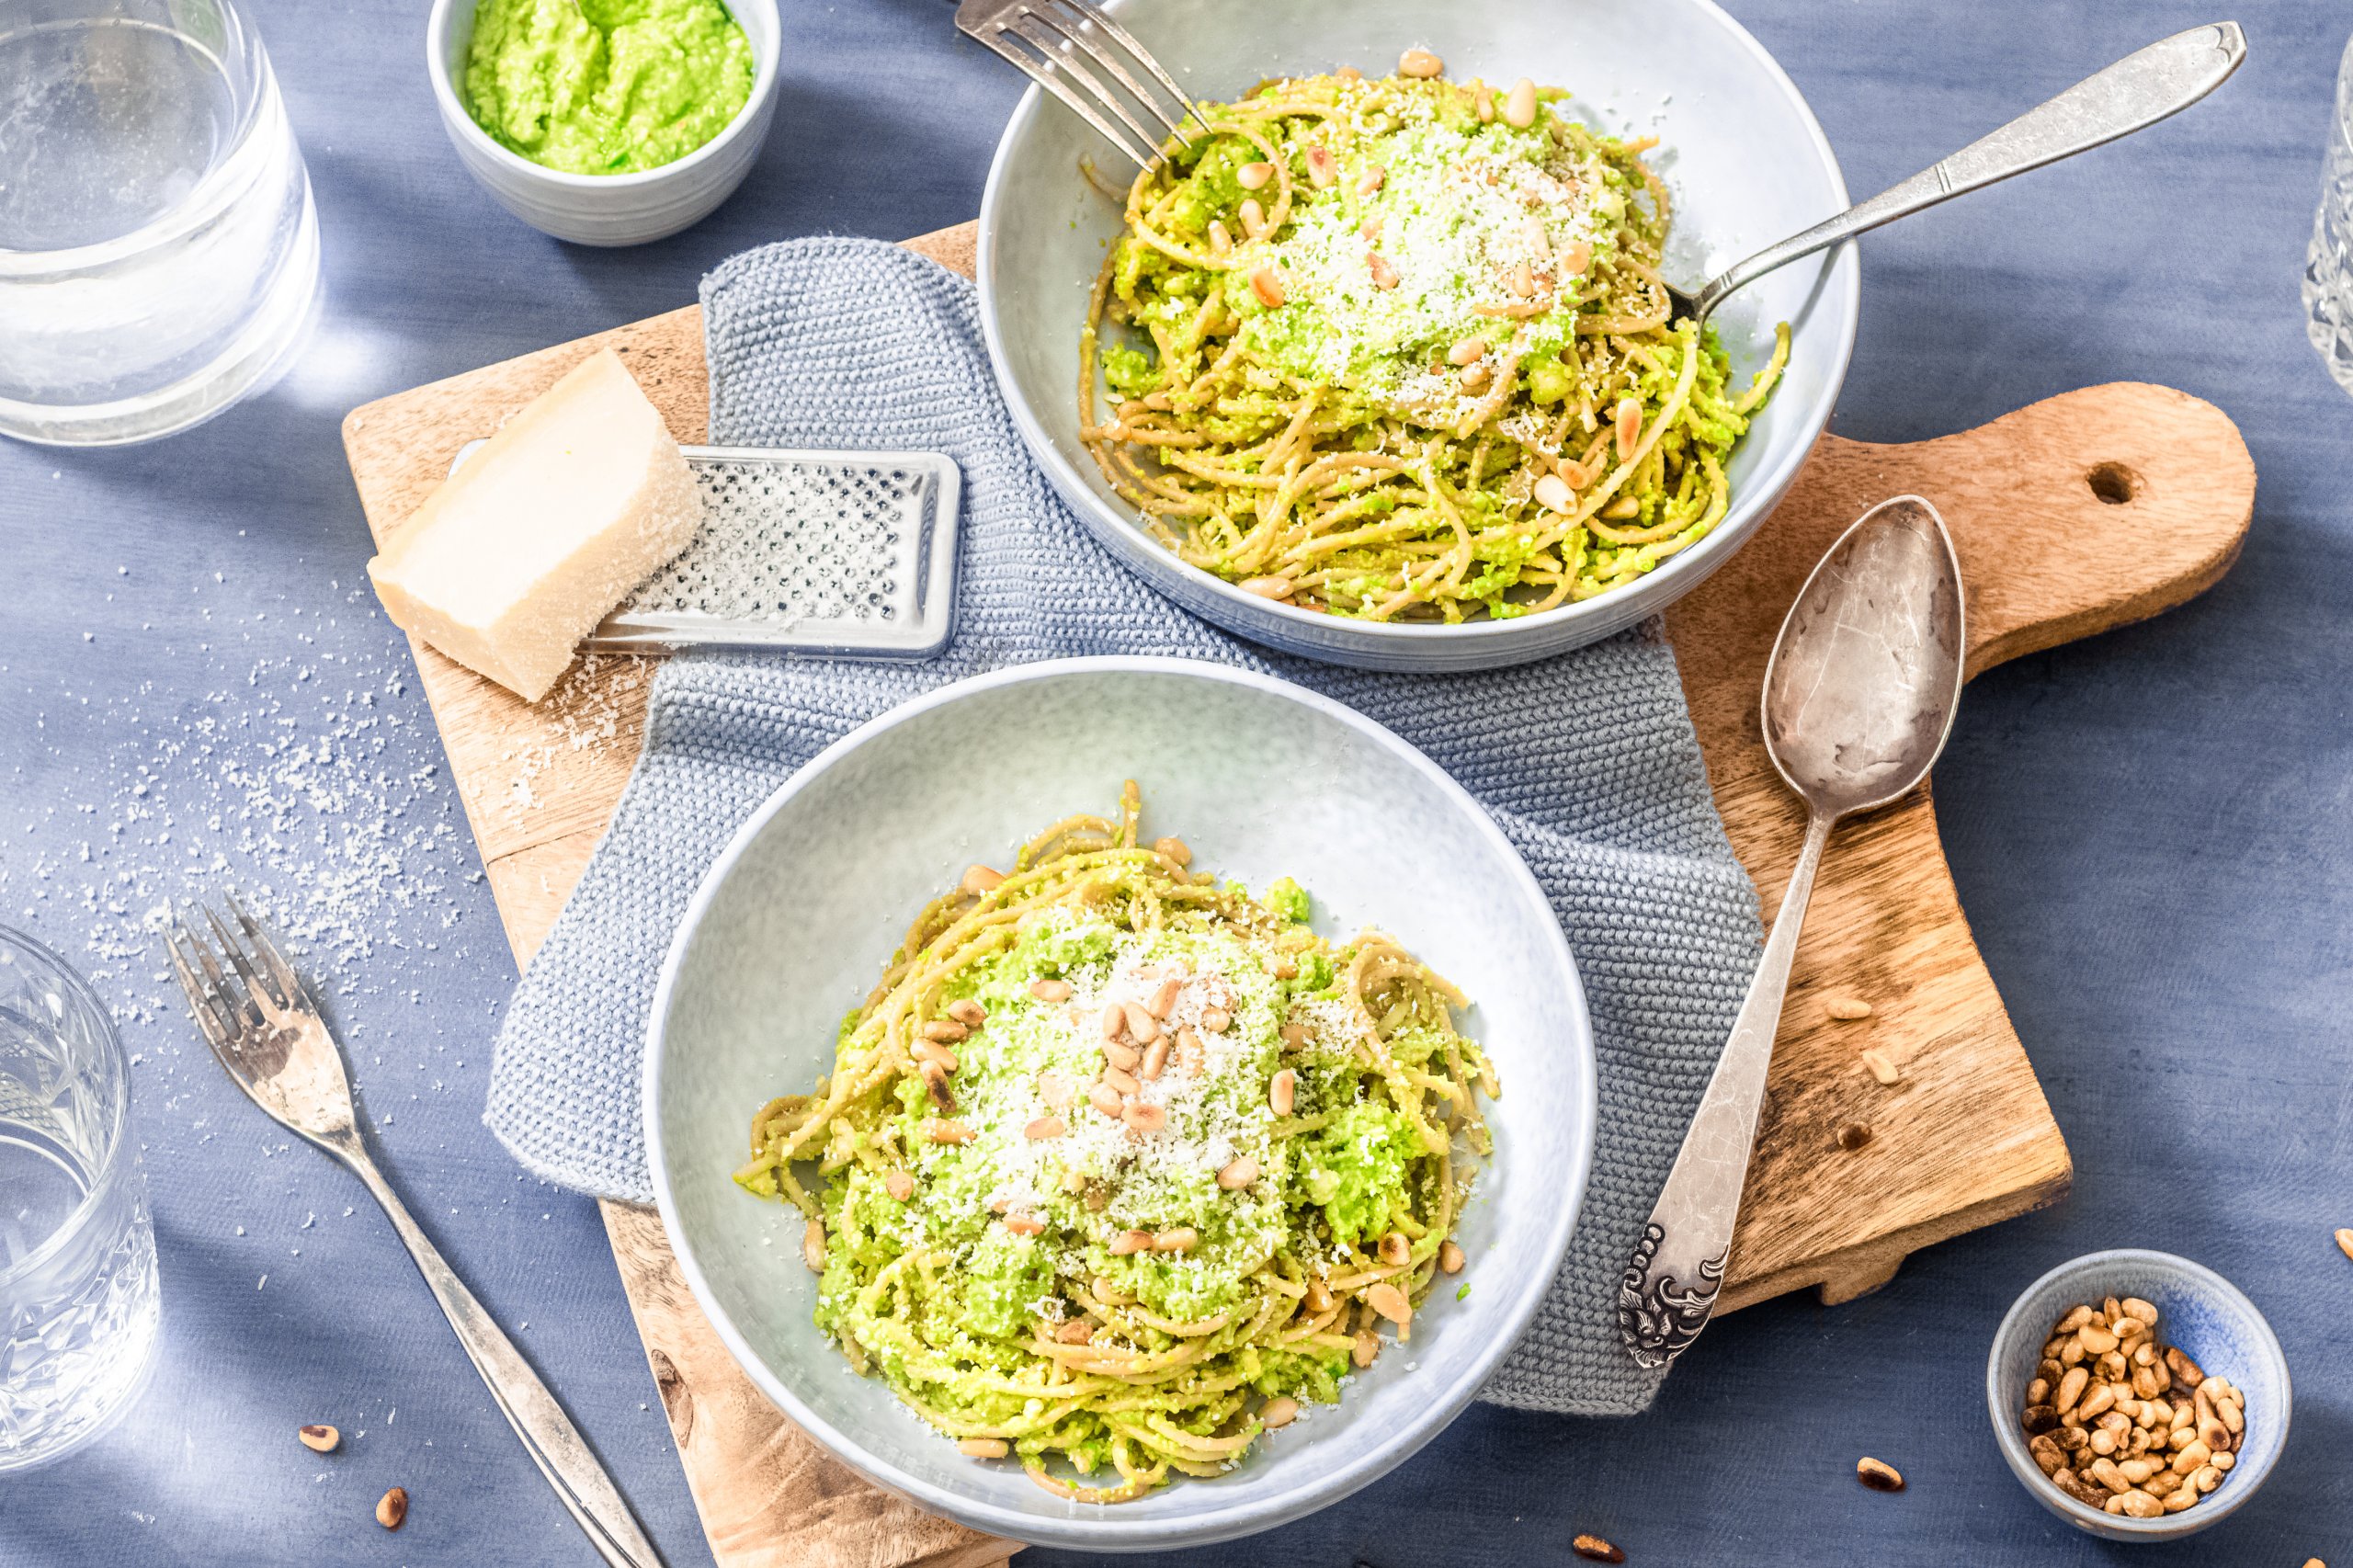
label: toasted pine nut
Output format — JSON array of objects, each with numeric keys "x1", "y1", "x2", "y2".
[
  {"x1": 1109, "y1": 1229, "x2": 1153, "y2": 1256},
  {"x1": 1122, "y1": 1002, "x2": 1161, "y2": 1043},
  {"x1": 1305, "y1": 144, "x2": 1336, "y2": 187},
  {"x1": 1503, "y1": 76, "x2": 1538, "y2": 128},
  {"x1": 913, "y1": 1038, "x2": 959, "y2": 1074},
  {"x1": 1557, "y1": 239, "x2": 1592, "y2": 277},
  {"x1": 298, "y1": 1424, "x2": 340, "y2": 1453},
  {"x1": 1272, "y1": 958, "x2": 1298, "y2": 980},
  {"x1": 1260, "y1": 1396, "x2": 1300, "y2": 1429},
  {"x1": 1860, "y1": 1048, "x2": 1901, "y2": 1085},
  {"x1": 1238, "y1": 574, "x2": 1295, "y2": 599},
  {"x1": 1239, "y1": 197, "x2": 1268, "y2": 239},
  {"x1": 920, "y1": 1061, "x2": 956, "y2": 1112},
  {"x1": 1438, "y1": 1239, "x2": 1465, "y2": 1274},
  {"x1": 1025, "y1": 1115, "x2": 1066, "y2": 1141},
  {"x1": 1102, "y1": 1064, "x2": 1141, "y2": 1096},
  {"x1": 947, "y1": 998, "x2": 986, "y2": 1028},
  {"x1": 2079, "y1": 1324, "x2": 2120, "y2": 1355},
  {"x1": 1087, "y1": 1083, "x2": 1125, "y2": 1119},
  {"x1": 1153, "y1": 835, "x2": 1193, "y2": 868},
  {"x1": 1304, "y1": 1279, "x2": 1335, "y2": 1314},
  {"x1": 1249, "y1": 266, "x2": 1285, "y2": 308},
  {"x1": 961, "y1": 865, "x2": 1005, "y2": 894},
  {"x1": 1200, "y1": 1006, "x2": 1232, "y2": 1034},
  {"x1": 1279, "y1": 1021, "x2": 1312, "y2": 1050},
  {"x1": 1147, "y1": 977, "x2": 1184, "y2": 1018},
  {"x1": 1268, "y1": 1068, "x2": 1297, "y2": 1117},
  {"x1": 958, "y1": 1437, "x2": 1010, "y2": 1459},
  {"x1": 1532, "y1": 473, "x2": 1574, "y2": 515},
  {"x1": 1445, "y1": 338, "x2": 1491, "y2": 370},
  {"x1": 1218, "y1": 1156, "x2": 1258, "y2": 1190},
  {"x1": 1377, "y1": 1232, "x2": 1411, "y2": 1267},
  {"x1": 1352, "y1": 1330, "x2": 1380, "y2": 1368},
  {"x1": 1398, "y1": 47, "x2": 1443, "y2": 78},
  {"x1": 1366, "y1": 1282, "x2": 1411, "y2": 1325},
  {"x1": 1473, "y1": 83, "x2": 1495, "y2": 123},
  {"x1": 1571, "y1": 1537, "x2": 1626, "y2": 1564},
  {"x1": 2338, "y1": 1226, "x2": 2353, "y2": 1261},
  {"x1": 1460, "y1": 362, "x2": 1491, "y2": 392},
  {"x1": 1856, "y1": 1456, "x2": 1905, "y2": 1492},
  {"x1": 2122, "y1": 1296, "x2": 2159, "y2": 1324},
  {"x1": 1103, "y1": 1039, "x2": 1142, "y2": 1072},
  {"x1": 1614, "y1": 397, "x2": 1643, "y2": 460},
  {"x1": 376, "y1": 1487, "x2": 408, "y2": 1531},
  {"x1": 1207, "y1": 219, "x2": 1233, "y2": 256},
  {"x1": 1123, "y1": 1101, "x2": 1167, "y2": 1133},
  {"x1": 1176, "y1": 1026, "x2": 1205, "y2": 1074},
  {"x1": 884, "y1": 1170, "x2": 915, "y2": 1201},
  {"x1": 1140, "y1": 1038, "x2": 1170, "y2": 1080},
  {"x1": 1039, "y1": 1071, "x2": 1074, "y2": 1109},
  {"x1": 1056, "y1": 1317, "x2": 1094, "y2": 1344},
  {"x1": 1509, "y1": 261, "x2": 1535, "y2": 298},
  {"x1": 1357, "y1": 165, "x2": 1386, "y2": 195},
  {"x1": 1236, "y1": 160, "x2": 1273, "y2": 190},
  {"x1": 926, "y1": 1118, "x2": 972, "y2": 1145},
  {"x1": 2057, "y1": 1366, "x2": 2089, "y2": 1414},
  {"x1": 1030, "y1": 977, "x2": 1073, "y2": 1004},
  {"x1": 923, "y1": 1018, "x2": 966, "y2": 1043},
  {"x1": 1003, "y1": 1213, "x2": 1045, "y2": 1237},
  {"x1": 1359, "y1": 215, "x2": 1383, "y2": 242},
  {"x1": 1368, "y1": 251, "x2": 1400, "y2": 290},
  {"x1": 1152, "y1": 1226, "x2": 1198, "y2": 1253}
]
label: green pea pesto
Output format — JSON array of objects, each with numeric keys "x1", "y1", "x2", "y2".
[{"x1": 463, "y1": 0, "x2": 754, "y2": 176}]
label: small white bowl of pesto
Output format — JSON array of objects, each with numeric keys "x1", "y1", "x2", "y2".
[
  {"x1": 425, "y1": 0, "x2": 779, "y2": 246},
  {"x1": 645, "y1": 657, "x2": 1595, "y2": 1551}
]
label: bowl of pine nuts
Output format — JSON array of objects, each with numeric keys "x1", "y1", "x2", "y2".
[{"x1": 1987, "y1": 1250, "x2": 2290, "y2": 1540}]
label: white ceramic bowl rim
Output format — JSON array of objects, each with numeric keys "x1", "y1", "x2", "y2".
[
  {"x1": 643, "y1": 654, "x2": 1596, "y2": 1545},
  {"x1": 423, "y1": 0, "x2": 779, "y2": 189},
  {"x1": 1984, "y1": 1247, "x2": 2292, "y2": 1536},
  {"x1": 973, "y1": 0, "x2": 1859, "y2": 651}
]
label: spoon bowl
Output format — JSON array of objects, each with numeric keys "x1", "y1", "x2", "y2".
[{"x1": 1763, "y1": 495, "x2": 1966, "y2": 816}]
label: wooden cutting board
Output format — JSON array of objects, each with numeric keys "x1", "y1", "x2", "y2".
[{"x1": 340, "y1": 221, "x2": 2254, "y2": 1568}]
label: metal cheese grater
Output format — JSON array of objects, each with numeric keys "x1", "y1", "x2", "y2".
[{"x1": 449, "y1": 441, "x2": 961, "y2": 660}]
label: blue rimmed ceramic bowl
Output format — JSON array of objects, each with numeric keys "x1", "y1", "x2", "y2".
[{"x1": 1987, "y1": 1249, "x2": 2290, "y2": 1541}]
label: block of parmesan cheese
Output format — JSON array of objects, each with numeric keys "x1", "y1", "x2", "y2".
[{"x1": 367, "y1": 347, "x2": 699, "y2": 703}]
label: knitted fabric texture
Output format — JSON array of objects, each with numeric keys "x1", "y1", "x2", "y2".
[{"x1": 483, "y1": 236, "x2": 1763, "y2": 1415}]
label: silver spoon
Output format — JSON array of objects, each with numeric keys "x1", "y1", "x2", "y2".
[
  {"x1": 1618, "y1": 495, "x2": 1965, "y2": 1369},
  {"x1": 1670, "y1": 21, "x2": 2245, "y2": 326}
]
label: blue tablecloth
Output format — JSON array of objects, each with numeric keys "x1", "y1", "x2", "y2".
[{"x1": 3, "y1": 2, "x2": 2347, "y2": 1563}]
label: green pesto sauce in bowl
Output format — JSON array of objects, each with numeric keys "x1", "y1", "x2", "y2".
[{"x1": 462, "y1": 0, "x2": 755, "y2": 176}]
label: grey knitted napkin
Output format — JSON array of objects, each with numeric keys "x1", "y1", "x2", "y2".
[{"x1": 483, "y1": 236, "x2": 1762, "y2": 1415}]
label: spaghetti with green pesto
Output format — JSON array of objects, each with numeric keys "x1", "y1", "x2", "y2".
[
  {"x1": 1079, "y1": 66, "x2": 1789, "y2": 622},
  {"x1": 735, "y1": 783, "x2": 1494, "y2": 1501}
]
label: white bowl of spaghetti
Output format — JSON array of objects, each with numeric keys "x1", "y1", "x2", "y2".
[
  {"x1": 645, "y1": 658, "x2": 1593, "y2": 1550},
  {"x1": 975, "y1": 0, "x2": 1858, "y2": 672}
]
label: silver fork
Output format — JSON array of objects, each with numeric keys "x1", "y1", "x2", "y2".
[
  {"x1": 167, "y1": 898, "x2": 666, "y2": 1568},
  {"x1": 954, "y1": 0, "x2": 1203, "y2": 171}
]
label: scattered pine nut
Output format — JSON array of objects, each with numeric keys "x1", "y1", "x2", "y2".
[
  {"x1": 1238, "y1": 575, "x2": 1295, "y2": 599},
  {"x1": 1352, "y1": 1330, "x2": 1380, "y2": 1368},
  {"x1": 1398, "y1": 47, "x2": 1444, "y2": 78},
  {"x1": 1856, "y1": 1456, "x2": 1904, "y2": 1492},
  {"x1": 1268, "y1": 1068, "x2": 1297, "y2": 1117},
  {"x1": 298, "y1": 1424, "x2": 339, "y2": 1453},
  {"x1": 961, "y1": 865, "x2": 1005, "y2": 895},
  {"x1": 1122, "y1": 1101, "x2": 1167, "y2": 1133},
  {"x1": 1835, "y1": 1122, "x2": 1873, "y2": 1152},
  {"x1": 802, "y1": 1217, "x2": 827, "y2": 1272},
  {"x1": 1102, "y1": 1039, "x2": 1142, "y2": 1072},
  {"x1": 925, "y1": 1118, "x2": 973, "y2": 1145},
  {"x1": 884, "y1": 1170, "x2": 915, "y2": 1202},
  {"x1": 1368, "y1": 251, "x2": 1401, "y2": 290},
  {"x1": 1218, "y1": 1156, "x2": 1258, "y2": 1190},
  {"x1": 1025, "y1": 1115, "x2": 1066, "y2": 1141},
  {"x1": 1199, "y1": 1007, "x2": 1231, "y2": 1034},
  {"x1": 1366, "y1": 1282, "x2": 1411, "y2": 1326},
  {"x1": 1533, "y1": 473, "x2": 1574, "y2": 515},
  {"x1": 1438, "y1": 1240, "x2": 1465, "y2": 1274},
  {"x1": 1029, "y1": 977, "x2": 1072, "y2": 1003},
  {"x1": 1121, "y1": 1002, "x2": 1160, "y2": 1043},
  {"x1": 1249, "y1": 266, "x2": 1285, "y2": 308},
  {"x1": 1557, "y1": 238, "x2": 1592, "y2": 277},
  {"x1": 1356, "y1": 165, "x2": 1385, "y2": 195},
  {"x1": 1509, "y1": 261, "x2": 1536, "y2": 298},
  {"x1": 2336, "y1": 1227, "x2": 2353, "y2": 1262},
  {"x1": 1152, "y1": 1226, "x2": 1198, "y2": 1253},
  {"x1": 376, "y1": 1487, "x2": 409, "y2": 1530},
  {"x1": 1503, "y1": 76, "x2": 1538, "y2": 129},
  {"x1": 1824, "y1": 997, "x2": 1872, "y2": 1021},
  {"x1": 1236, "y1": 160, "x2": 1273, "y2": 190},
  {"x1": 1260, "y1": 1396, "x2": 1300, "y2": 1429},
  {"x1": 1571, "y1": 1536, "x2": 1627, "y2": 1564},
  {"x1": 1140, "y1": 1038, "x2": 1170, "y2": 1080},
  {"x1": 958, "y1": 1437, "x2": 1010, "y2": 1459},
  {"x1": 922, "y1": 1018, "x2": 966, "y2": 1043},
  {"x1": 1860, "y1": 1048, "x2": 1902, "y2": 1085},
  {"x1": 1109, "y1": 1230, "x2": 1153, "y2": 1256},
  {"x1": 1152, "y1": 835, "x2": 1192, "y2": 868},
  {"x1": 1238, "y1": 197, "x2": 1268, "y2": 240},
  {"x1": 1613, "y1": 397, "x2": 1643, "y2": 460},
  {"x1": 1304, "y1": 144, "x2": 1336, "y2": 188},
  {"x1": 1377, "y1": 1232, "x2": 1411, "y2": 1267},
  {"x1": 1002, "y1": 1213, "x2": 1045, "y2": 1237},
  {"x1": 1056, "y1": 1318, "x2": 1094, "y2": 1345},
  {"x1": 947, "y1": 998, "x2": 986, "y2": 1028},
  {"x1": 1448, "y1": 336, "x2": 1489, "y2": 366}
]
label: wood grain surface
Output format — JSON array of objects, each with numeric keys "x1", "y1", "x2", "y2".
[{"x1": 339, "y1": 220, "x2": 2254, "y2": 1568}]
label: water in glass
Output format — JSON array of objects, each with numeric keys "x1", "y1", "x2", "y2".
[
  {"x1": 0, "y1": 928, "x2": 161, "y2": 1473},
  {"x1": 2305, "y1": 33, "x2": 2353, "y2": 394},
  {"x1": 0, "y1": 0, "x2": 320, "y2": 445}
]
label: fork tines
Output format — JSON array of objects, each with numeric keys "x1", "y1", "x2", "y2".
[
  {"x1": 166, "y1": 895, "x2": 313, "y2": 1052},
  {"x1": 954, "y1": 0, "x2": 1204, "y2": 172}
]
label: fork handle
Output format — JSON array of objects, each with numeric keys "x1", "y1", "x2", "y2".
[{"x1": 342, "y1": 1152, "x2": 668, "y2": 1568}]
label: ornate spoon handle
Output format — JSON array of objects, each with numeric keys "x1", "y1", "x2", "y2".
[
  {"x1": 1685, "y1": 21, "x2": 2246, "y2": 322},
  {"x1": 1618, "y1": 810, "x2": 1834, "y2": 1369}
]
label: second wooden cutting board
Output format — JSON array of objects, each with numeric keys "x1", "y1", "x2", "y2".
[{"x1": 339, "y1": 220, "x2": 2254, "y2": 1568}]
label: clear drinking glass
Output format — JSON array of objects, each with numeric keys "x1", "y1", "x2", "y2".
[
  {"x1": 0, "y1": 0, "x2": 321, "y2": 445},
  {"x1": 0, "y1": 926, "x2": 161, "y2": 1472},
  {"x1": 2305, "y1": 32, "x2": 2353, "y2": 393}
]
